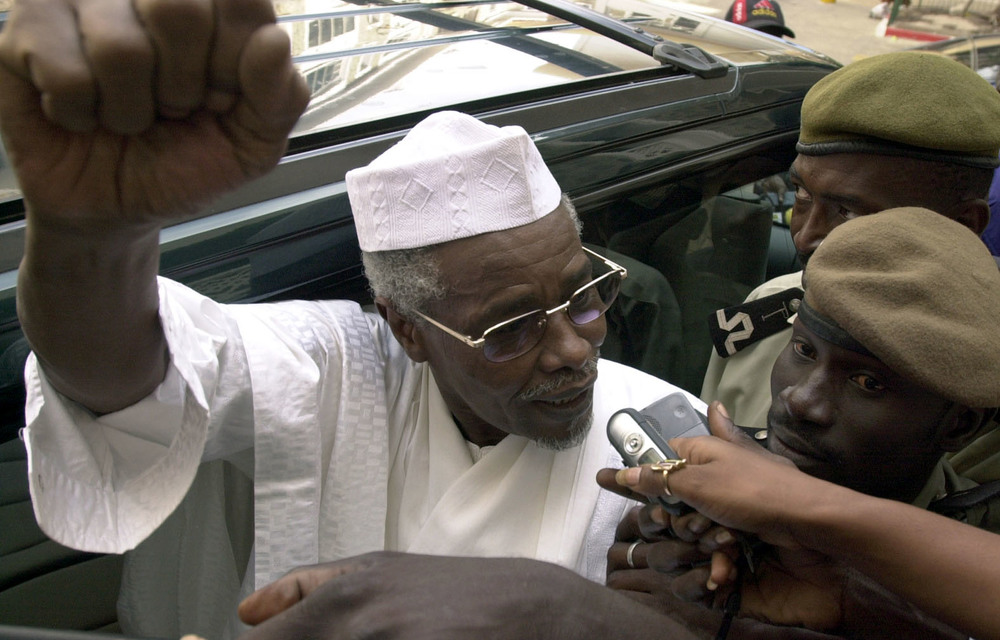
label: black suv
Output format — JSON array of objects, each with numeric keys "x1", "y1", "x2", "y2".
[{"x1": 0, "y1": 0, "x2": 837, "y2": 634}]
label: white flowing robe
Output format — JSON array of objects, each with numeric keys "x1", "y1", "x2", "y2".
[{"x1": 23, "y1": 277, "x2": 697, "y2": 638}]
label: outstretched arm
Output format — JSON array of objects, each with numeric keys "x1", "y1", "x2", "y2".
[{"x1": 0, "y1": 0, "x2": 309, "y2": 412}]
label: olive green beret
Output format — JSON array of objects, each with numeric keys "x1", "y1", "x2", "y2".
[
  {"x1": 802, "y1": 207, "x2": 1000, "y2": 408},
  {"x1": 798, "y1": 51, "x2": 1000, "y2": 168}
]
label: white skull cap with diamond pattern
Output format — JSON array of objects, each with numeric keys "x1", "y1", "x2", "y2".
[{"x1": 346, "y1": 111, "x2": 563, "y2": 251}]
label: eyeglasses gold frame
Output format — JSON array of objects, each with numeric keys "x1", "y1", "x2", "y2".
[{"x1": 412, "y1": 246, "x2": 627, "y2": 360}]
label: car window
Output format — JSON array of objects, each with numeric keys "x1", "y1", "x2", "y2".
[
  {"x1": 976, "y1": 40, "x2": 1000, "y2": 69},
  {"x1": 582, "y1": 164, "x2": 796, "y2": 393},
  {"x1": 971, "y1": 36, "x2": 1000, "y2": 87},
  {"x1": 281, "y1": 2, "x2": 661, "y2": 137},
  {"x1": 277, "y1": 0, "x2": 791, "y2": 139}
]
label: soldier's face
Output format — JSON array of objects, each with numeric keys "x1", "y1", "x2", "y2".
[
  {"x1": 767, "y1": 319, "x2": 953, "y2": 503},
  {"x1": 788, "y1": 153, "x2": 968, "y2": 266}
]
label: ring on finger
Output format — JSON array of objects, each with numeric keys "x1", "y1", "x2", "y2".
[
  {"x1": 650, "y1": 458, "x2": 687, "y2": 496},
  {"x1": 626, "y1": 539, "x2": 644, "y2": 569}
]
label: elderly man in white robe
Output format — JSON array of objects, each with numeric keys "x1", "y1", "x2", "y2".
[{"x1": 1, "y1": 1, "x2": 694, "y2": 638}]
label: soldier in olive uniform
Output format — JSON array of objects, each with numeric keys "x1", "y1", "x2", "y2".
[{"x1": 701, "y1": 52, "x2": 1000, "y2": 511}]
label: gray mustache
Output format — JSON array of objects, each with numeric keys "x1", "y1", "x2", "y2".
[{"x1": 517, "y1": 355, "x2": 599, "y2": 401}]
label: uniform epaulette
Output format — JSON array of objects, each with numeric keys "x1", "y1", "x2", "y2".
[{"x1": 707, "y1": 287, "x2": 803, "y2": 358}]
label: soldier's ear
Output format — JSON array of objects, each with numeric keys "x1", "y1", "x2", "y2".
[
  {"x1": 945, "y1": 199, "x2": 991, "y2": 236},
  {"x1": 375, "y1": 297, "x2": 429, "y2": 363},
  {"x1": 939, "y1": 405, "x2": 997, "y2": 452}
]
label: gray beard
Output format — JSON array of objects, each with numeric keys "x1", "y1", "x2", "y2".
[
  {"x1": 533, "y1": 411, "x2": 593, "y2": 451},
  {"x1": 518, "y1": 354, "x2": 599, "y2": 451}
]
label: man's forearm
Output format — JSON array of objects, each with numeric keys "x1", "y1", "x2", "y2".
[
  {"x1": 647, "y1": 432, "x2": 1000, "y2": 640},
  {"x1": 795, "y1": 483, "x2": 1000, "y2": 640},
  {"x1": 17, "y1": 218, "x2": 168, "y2": 413}
]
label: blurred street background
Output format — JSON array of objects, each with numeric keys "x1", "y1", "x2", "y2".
[
  {"x1": 689, "y1": 0, "x2": 908, "y2": 63},
  {"x1": 684, "y1": 0, "x2": 997, "y2": 64}
]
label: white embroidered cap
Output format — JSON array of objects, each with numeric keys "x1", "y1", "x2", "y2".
[{"x1": 346, "y1": 111, "x2": 562, "y2": 251}]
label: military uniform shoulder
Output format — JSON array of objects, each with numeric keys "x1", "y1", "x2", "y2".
[
  {"x1": 707, "y1": 280, "x2": 803, "y2": 358},
  {"x1": 745, "y1": 271, "x2": 803, "y2": 302}
]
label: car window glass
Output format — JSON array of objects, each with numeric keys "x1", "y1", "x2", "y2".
[
  {"x1": 972, "y1": 37, "x2": 1000, "y2": 87},
  {"x1": 977, "y1": 42, "x2": 1000, "y2": 69},
  {"x1": 282, "y1": 4, "x2": 657, "y2": 137},
  {"x1": 0, "y1": 0, "x2": 659, "y2": 207},
  {"x1": 581, "y1": 167, "x2": 795, "y2": 394}
]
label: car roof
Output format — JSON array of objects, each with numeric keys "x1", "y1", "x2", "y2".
[
  {"x1": 277, "y1": 0, "x2": 836, "y2": 141},
  {"x1": 0, "y1": 0, "x2": 834, "y2": 209}
]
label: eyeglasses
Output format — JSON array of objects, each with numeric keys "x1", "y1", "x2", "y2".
[{"x1": 413, "y1": 246, "x2": 627, "y2": 363}]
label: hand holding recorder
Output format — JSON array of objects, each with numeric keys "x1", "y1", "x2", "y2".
[
  {"x1": 607, "y1": 391, "x2": 710, "y2": 515},
  {"x1": 605, "y1": 402, "x2": 1000, "y2": 640}
]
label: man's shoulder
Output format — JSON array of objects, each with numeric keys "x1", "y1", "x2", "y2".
[
  {"x1": 159, "y1": 276, "x2": 372, "y2": 319},
  {"x1": 157, "y1": 277, "x2": 404, "y2": 367},
  {"x1": 597, "y1": 357, "x2": 671, "y2": 384},
  {"x1": 596, "y1": 358, "x2": 704, "y2": 410},
  {"x1": 745, "y1": 271, "x2": 803, "y2": 302}
]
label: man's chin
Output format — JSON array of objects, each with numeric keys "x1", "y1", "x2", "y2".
[
  {"x1": 767, "y1": 431, "x2": 842, "y2": 487},
  {"x1": 535, "y1": 412, "x2": 593, "y2": 451}
]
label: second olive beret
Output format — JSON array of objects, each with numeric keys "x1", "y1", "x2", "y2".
[{"x1": 803, "y1": 207, "x2": 1000, "y2": 408}]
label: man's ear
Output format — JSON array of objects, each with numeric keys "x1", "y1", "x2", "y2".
[
  {"x1": 939, "y1": 405, "x2": 997, "y2": 452},
  {"x1": 374, "y1": 296, "x2": 429, "y2": 363},
  {"x1": 946, "y1": 199, "x2": 991, "y2": 236}
]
